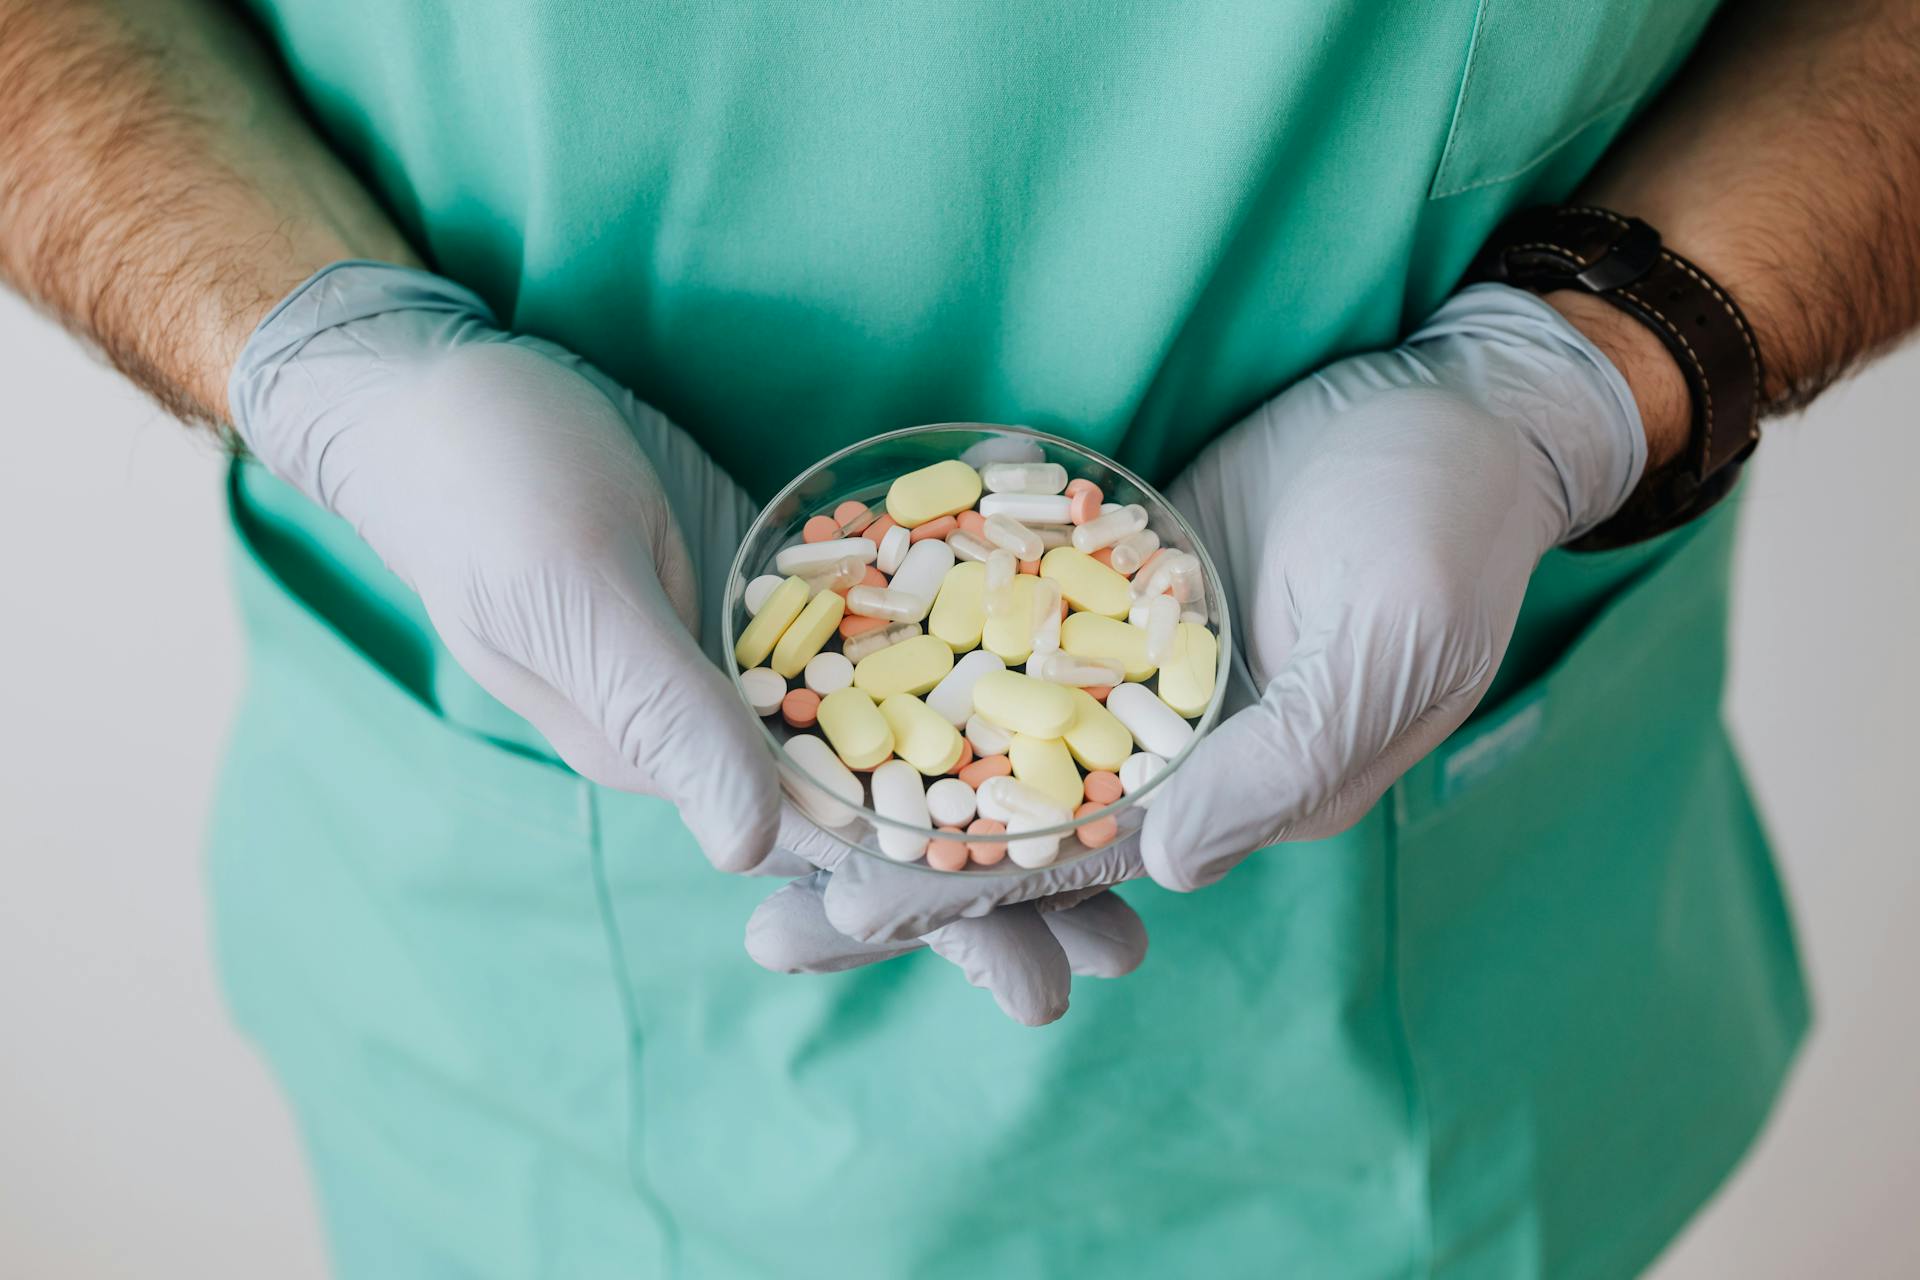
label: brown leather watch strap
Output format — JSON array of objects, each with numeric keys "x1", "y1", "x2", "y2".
[{"x1": 1464, "y1": 205, "x2": 1765, "y2": 551}]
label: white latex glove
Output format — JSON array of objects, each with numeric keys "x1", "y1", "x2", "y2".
[
  {"x1": 228, "y1": 261, "x2": 780, "y2": 871},
  {"x1": 744, "y1": 284, "x2": 1645, "y2": 948}
]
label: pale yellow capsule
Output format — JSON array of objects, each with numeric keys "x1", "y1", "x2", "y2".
[
  {"x1": 1156, "y1": 622, "x2": 1218, "y2": 718},
  {"x1": 816, "y1": 688, "x2": 894, "y2": 769},
  {"x1": 733, "y1": 575, "x2": 809, "y2": 668},
  {"x1": 879, "y1": 694, "x2": 966, "y2": 776},
  {"x1": 1009, "y1": 733, "x2": 1084, "y2": 810},
  {"x1": 770, "y1": 589, "x2": 846, "y2": 678},
  {"x1": 1061, "y1": 688, "x2": 1134, "y2": 773},
  {"x1": 980, "y1": 574, "x2": 1048, "y2": 663},
  {"x1": 885, "y1": 459, "x2": 984, "y2": 528},
  {"x1": 971, "y1": 669, "x2": 1076, "y2": 738},
  {"x1": 1040, "y1": 546, "x2": 1132, "y2": 618},
  {"x1": 928, "y1": 561, "x2": 986, "y2": 653},
  {"x1": 1060, "y1": 612, "x2": 1157, "y2": 681},
  {"x1": 852, "y1": 632, "x2": 955, "y2": 701}
]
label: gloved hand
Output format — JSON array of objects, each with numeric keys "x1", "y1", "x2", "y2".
[
  {"x1": 227, "y1": 261, "x2": 780, "y2": 871},
  {"x1": 741, "y1": 284, "x2": 1646, "y2": 966}
]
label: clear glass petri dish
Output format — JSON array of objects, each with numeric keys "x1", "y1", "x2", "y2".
[{"x1": 722, "y1": 423, "x2": 1232, "y2": 876}]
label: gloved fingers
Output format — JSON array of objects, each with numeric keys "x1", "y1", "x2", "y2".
[
  {"x1": 775, "y1": 802, "x2": 860, "y2": 873},
  {"x1": 745, "y1": 872, "x2": 925, "y2": 974},
  {"x1": 745, "y1": 848, "x2": 817, "y2": 879},
  {"x1": 1041, "y1": 890, "x2": 1148, "y2": 979},
  {"x1": 820, "y1": 835, "x2": 1146, "y2": 946},
  {"x1": 923, "y1": 905, "x2": 1073, "y2": 1027}
]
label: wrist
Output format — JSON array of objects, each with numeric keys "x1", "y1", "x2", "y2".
[{"x1": 1543, "y1": 289, "x2": 1690, "y2": 472}]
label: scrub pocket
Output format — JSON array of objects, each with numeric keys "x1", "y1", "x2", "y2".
[
  {"x1": 1429, "y1": 0, "x2": 1716, "y2": 199},
  {"x1": 1387, "y1": 505, "x2": 1808, "y2": 1278}
]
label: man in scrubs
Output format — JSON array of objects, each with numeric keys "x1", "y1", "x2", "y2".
[{"x1": 3, "y1": 0, "x2": 1916, "y2": 1273}]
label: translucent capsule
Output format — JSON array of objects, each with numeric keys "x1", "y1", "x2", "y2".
[
  {"x1": 775, "y1": 537, "x2": 876, "y2": 577},
  {"x1": 1033, "y1": 524, "x2": 1076, "y2": 550},
  {"x1": 1107, "y1": 528, "x2": 1160, "y2": 576},
  {"x1": 1029, "y1": 579, "x2": 1063, "y2": 655},
  {"x1": 1070, "y1": 503, "x2": 1147, "y2": 554},
  {"x1": 798, "y1": 554, "x2": 870, "y2": 593},
  {"x1": 845, "y1": 584, "x2": 926, "y2": 623},
  {"x1": 981, "y1": 461, "x2": 1069, "y2": 496},
  {"x1": 984, "y1": 549, "x2": 1019, "y2": 617},
  {"x1": 1180, "y1": 608, "x2": 1208, "y2": 627},
  {"x1": 1165, "y1": 552, "x2": 1205, "y2": 606},
  {"x1": 982, "y1": 513, "x2": 1044, "y2": 560},
  {"x1": 961, "y1": 436, "x2": 1045, "y2": 468},
  {"x1": 1141, "y1": 593, "x2": 1180, "y2": 665},
  {"x1": 947, "y1": 530, "x2": 996, "y2": 563},
  {"x1": 842, "y1": 620, "x2": 923, "y2": 664},
  {"x1": 1029, "y1": 649, "x2": 1126, "y2": 688},
  {"x1": 1131, "y1": 550, "x2": 1178, "y2": 601}
]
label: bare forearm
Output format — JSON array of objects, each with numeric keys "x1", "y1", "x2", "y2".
[
  {"x1": 0, "y1": 0, "x2": 418, "y2": 425},
  {"x1": 1556, "y1": 0, "x2": 1920, "y2": 466}
]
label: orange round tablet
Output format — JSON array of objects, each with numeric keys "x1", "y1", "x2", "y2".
[
  {"x1": 802, "y1": 514, "x2": 840, "y2": 543},
  {"x1": 780, "y1": 688, "x2": 821, "y2": 730},
  {"x1": 1083, "y1": 770, "x2": 1123, "y2": 805},
  {"x1": 833, "y1": 500, "x2": 874, "y2": 535},
  {"x1": 965, "y1": 818, "x2": 1008, "y2": 866},
  {"x1": 1074, "y1": 802, "x2": 1119, "y2": 848},
  {"x1": 926, "y1": 829, "x2": 970, "y2": 872},
  {"x1": 1068, "y1": 486, "x2": 1103, "y2": 525}
]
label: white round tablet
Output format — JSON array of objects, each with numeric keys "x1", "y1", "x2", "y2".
[
  {"x1": 743, "y1": 574, "x2": 786, "y2": 615},
  {"x1": 739, "y1": 667, "x2": 787, "y2": 717},
  {"x1": 925, "y1": 777, "x2": 978, "y2": 828},
  {"x1": 803, "y1": 651, "x2": 854, "y2": 697}
]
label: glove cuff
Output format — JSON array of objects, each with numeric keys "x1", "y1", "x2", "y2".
[{"x1": 225, "y1": 261, "x2": 498, "y2": 511}]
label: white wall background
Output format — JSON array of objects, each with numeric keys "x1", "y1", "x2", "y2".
[{"x1": 0, "y1": 285, "x2": 1914, "y2": 1278}]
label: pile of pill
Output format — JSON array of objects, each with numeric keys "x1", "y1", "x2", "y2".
[{"x1": 732, "y1": 443, "x2": 1217, "y2": 871}]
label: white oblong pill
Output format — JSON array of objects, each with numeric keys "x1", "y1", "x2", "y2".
[
  {"x1": 876, "y1": 524, "x2": 912, "y2": 575},
  {"x1": 964, "y1": 712, "x2": 1014, "y2": 758},
  {"x1": 925, "y1": 777, "x2": 979, "y2": 828},
  {"x1": 925, "y1": 649, "x2": 1006, "y2": 727},
  {"x1": 978, "y1": 493, "x2": 1073, "y2": 524},
  {"x1": 774, "y1": 537, "x2": 878, "y2": 577},
  {"x1": 803, "y1": 651, "x2": 854, "y2": 697},
  {"x1": 744, "y1": 574, "x2": 786, "y2": 615},
  {"x1": 870, "y1": 760, "x2": 931, "y2": 862},
  {"x1": 782, "y1": 733, "x2": 864, "y2": 829},
  {"x1": 739, "y1": 667, "x2": 787, "y2": 717},
  {"x1": 885, "y1": 537, "x2": 955, "y2": 619},
  {"x1": 1106, "y1": 683, "x2": 1194, "y2": 758}
]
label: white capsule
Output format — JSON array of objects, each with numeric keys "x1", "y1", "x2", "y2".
[
  {"x1": 775, "y1": 537, "x2": 877, "y2": 577},
  {"x1": 803, "y1": 651, "x2": 854, "y2": 696},
  {"x1": 870, "y1": 760, "x2": 931, "y2": 862},
  {"x1": 846, "y1": 584, "x2": 926, "y2": 623},
  {"x1": 739, "y1": 667, "x2": 787, "y2": 717},
  {"x1": 961, "y1": 436, "x2": 1046, "y2": 468},
  {"x1": 1131, "y1": 551, "x2": 1177, "y2": 601},
  {"x1": 976, "y1": 775, "x2": 1070, "y2": 827},
  {"x1": 946, "y1": 530, "x2": 996, "y2": 563},
  {"x1": 984, "y1": 549, "x2": 1019, "y2": 617},
  {"x1": 884, "y1": 538, "x2": 953, "y2": 618},
  {"x1": 1033, "y1": 524, "x2": 1076, "y2": 550},
  {"x1": 875, "y1": 524, "x2": 912, "y2": 575},
  {"x1": 925, "y1": 649, "x2": 1006, "y2": 726},
  {"x1": 783, "y1": 734, "x2": 865, "y2": 829},
  {"x1": 1029, "y1": 649, "x2": 1125, "y2": 688},
  {"x1": 978, "y1": 493, "x2": 1074, "y2": 524},
  {"x1": 743, "y1": 574, "x2": 786, "y2": 615},
  {"x1": 1118, "y1": 751, "x2": 1168, "y2": 805},
  {"x1": 926, "y1": 777, "x2": 979, "y2": 828},
  {"x1": 842, "y1": 621, "x2": 922, "y2": 664},
  {"x1": 1108, "y1": 529, "x2": 1160, "y2": 576},
  {"x1": 1166, "y1": 552, "x2": 1204, "y2": 605},
  {"x1": 1142, "y1": 593, "x2": 1180, "y2": 664},
  {"x1": 1107, "y1": 683, "x2": 1194, "y2": 758},
  {"x1": 1007, "y1": 828, "x2": 1064, "y2": 869},
  {"x1": 981, "y1": 461, "x2": 1069, "y2": 496},
  {"x1": 1070, "y1": 503, "x2": 1147, "y2": 554},
  {"x1": 1029, "y1": 578, "x2": 1063, "y2": 655},
  {"x1": 1180, "y1": 608, "x2": 1208, "y2": 626},
  {"x1": 798, "y1": 554, "x2": 869, "y2": 593},
  {"x1": 965, "y1": 712, "x2": 1014, "y2": 757},
  {"x1": 983, "y1": 513, "x2": 1045, "y2": 560}
]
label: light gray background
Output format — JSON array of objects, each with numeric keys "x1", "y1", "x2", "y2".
[{"x1": 1, "y1": 285, "x2": 1914, "y2": 1277}]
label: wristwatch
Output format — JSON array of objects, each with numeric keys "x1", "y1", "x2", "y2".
[{"x1": 1463, "y1": 205, "x2": 1765, "y2": 551}]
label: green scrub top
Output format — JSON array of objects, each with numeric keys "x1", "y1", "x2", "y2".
[{"x1": 214, "y1": 2, "x2": 1807, "y2": 1275}]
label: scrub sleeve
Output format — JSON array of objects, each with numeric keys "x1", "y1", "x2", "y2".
[{"x1": 212, "y1": 1, "x2": 1806, "y2": 1274}]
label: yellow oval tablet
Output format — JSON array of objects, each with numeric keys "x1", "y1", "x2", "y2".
[
  {"x1": 816, "y1": 689, "x2": 894, "y2": 769},
  {"x1": 852, "y1": 632, "x2": 955, "y2": 701},
  {"x1": 1060, "y1": 612, "x2": 1156, "y2": 681},
  {"x1": 885, "y1": 459, "x2": 984, "y2": 528},
  {"x1": 770, "y1": 589, "x2": 846, "y2": 678},
  {"x1": 971, "y1": 669, "x2": 1075, "y2": 738},
  {"x1": 1156, "y1": 622, "x2": 1218, "y2": 718},
  {"x1": 980, "y1": 575, "x2": 1048, "y2": 664},
  {"x1": 879, "y1": 694, "x2": 965, "y2": 776},
  {"x1": 1062, "y1": 688, "x2": 1134, "y2": 772},
  {"x1": 1009, "y1": 733, "x2": 1084, "y2": 810},
  {"x1": 1040, "y1": 547, "x2": 1131, "y2": 618},
  {"x1": 733, "y1": 575, "x2": 809, "y2": 669},
  {"x1": 928, "y1": 561, "x2": 986, "y2": 653}
]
